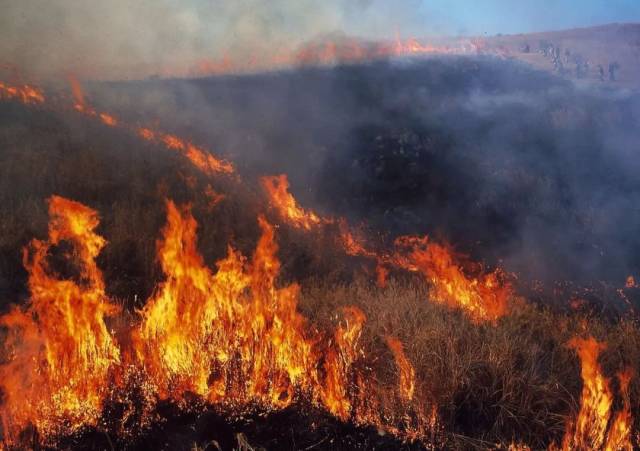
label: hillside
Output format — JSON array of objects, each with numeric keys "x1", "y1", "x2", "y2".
[
  {"x1": 1, "y1": 50, "x2": 640, "y2": 449},
  {"x1": 480, "y1": 23, "x2": 640, "y2": 88}
]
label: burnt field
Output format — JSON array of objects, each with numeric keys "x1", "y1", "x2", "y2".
[{"x1": 1, "y1": 56, "x2": 640, "y2": 449}]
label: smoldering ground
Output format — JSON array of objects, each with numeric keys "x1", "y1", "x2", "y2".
[{"x1": 87, "y1": 56, "x2": 640, "y2": 302}]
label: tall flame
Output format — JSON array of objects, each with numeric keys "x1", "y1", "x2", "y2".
[
  {"x1": 0, "y1": 196, "x2": 120, "y2": 443},
  {"x1": 0, "y1": 197, "x2": 433, "y2": 446},
  {"x1": 386, "y1": 337, "x2": 415, "y2": 402},
  {"x1": 605, "y1": 369, "x2": 634, "y2": 451},
  {"x1": 554, "y1": 337, "x2": 634, "y2": 451},
  {"x1": 135, "y1": 201, "x2": 316, "y2": 407}
]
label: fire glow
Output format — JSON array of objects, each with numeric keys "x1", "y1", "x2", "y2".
[
  {"x1": 0, "y1": 196, "x2": 432, "y2": 447},
  {"x1": 262, "y1": 174, "x2": 512, "y2": 323}
]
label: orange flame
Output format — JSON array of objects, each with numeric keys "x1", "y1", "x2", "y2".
[
  {"x1": 0, "y1": 197, "x2": 433, "y2": 446},
  {"x1": 391, "y1": 236, "x2": 511, "y2": 322},
  {"x1": 135, "y1": 202, "x2": 317, "y2": 406},
  {"x1": 0, "y1": 196, "x2": 120, "y2": 444},
  {"x1": 386, "y1": 337, "x2": 415, "y2": 401},
  {"x1": 262, "y1": 173, "x2": 511, "y2": 322},
  {"x1": 604, "y1": 369, "x2": 634, "y2": 451},
  {"x1": 0, "y1": 81, "x2": 45, "y2": 104},
  {"x1": 178, "y1": 36, "x2": 488, "y2": 79},
  {"x1": 261, "y1": 175, "x2": 326, "y2": 230},
  {"x1": 554, "y1": 337, "x2": 634, "y2": 451}
]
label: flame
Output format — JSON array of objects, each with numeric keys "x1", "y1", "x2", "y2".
[
  {"x1": 144, "y1": 131, "x2": 234, "y2": 175},
  {"x1": 13, "y1": 77, "x2": 235, "y2": 176},
  {"x1": 386, "y1": 337, "x2": 415, "y2": 401},
  {"x1": 391, "y1": 235, "x2": 511, "y2": 322},
  {"x1": 135, "y1": 202, "x2": 350, "y2": 411},
  {"x1": 0, "y1": 196, "x2": 120, "y2": 444},
  {"x1": 604, "y1": 369, "x2": 634, "y2": 451},
  {"x1": 68, "y1": 74, "x2": 88, "y2": 112},
  {"x1": 204, "y1": 184, "x2": 226, "y2": 210},
  {"x1": 0, "y1": 81, "x2": 45, "y2": 104},
  {"x1": 554, "y1": 337, "x2": 634, "y2": 451},
  {"x1": 320, "y1": 306, "x2": 366, "y2": 420},
  {"x1": 261, "y1": 175, "x2": 326, "y2": 230},
  {"x1": 262, "y1": 173, "x2": 511, "y2": 322},
  {"x1": 178, "y1": 36, "x2": 489, "y2": 79},
  {"x1": 0, "y1": 197, "x2": 433, "y2": 446},
  {"x1": 625, "y1": 275, "x2": 636, "y2": 288},
  {"x1": 564, "y1": 337, "x2": 612, "y2": 449}
]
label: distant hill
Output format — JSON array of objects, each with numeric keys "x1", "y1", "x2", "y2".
[{"x1": 478, "y1": 23, "x2": 640, "y2": 88}]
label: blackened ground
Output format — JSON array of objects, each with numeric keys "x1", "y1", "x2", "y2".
[{"x1": 43, "y1": 403, "x2": 430, "y2": 451}]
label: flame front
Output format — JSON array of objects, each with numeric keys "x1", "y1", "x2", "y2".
[
  {"x1": 391, "y1": 235, "x2": 511, "y2": 322},
  {"x1": 0, "y1": 196, "x2": 120, "y2": 444},
  {"x1": 0, "y1": 197, "x2": 431, "y2": 446},
  {"x1": 262, "y1": 173, "x2": 512, "y2": 323},
  {"x1": 0, "y1": 81, "x2": 45, "y2": 104},
  {"x1": 135, "y1": 201, "x2": 316, "y2": 406}
]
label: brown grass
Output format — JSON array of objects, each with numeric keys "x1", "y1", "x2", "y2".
[{"x1": 301, "y1": 277, "x2": 640, "y2": 449}]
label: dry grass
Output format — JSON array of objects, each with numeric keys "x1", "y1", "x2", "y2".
[{"x1": 301, "y1": 277, "x2": 640, "y2": 449}]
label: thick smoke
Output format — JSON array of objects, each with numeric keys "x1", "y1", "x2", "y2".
[
  {"x1": 91, "y1": 56, "x2": 640, "y2": 296},
  {"x1": 0, "y1": 0, "x2": 431, "y2": 80}
]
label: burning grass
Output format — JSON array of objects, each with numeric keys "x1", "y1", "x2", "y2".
[
  {"x1": 0, "y1": 195, "x2": 638, "y2": 449},
  {"x1": 0, "y1": 77, "x2": 639, "y2": 450}
]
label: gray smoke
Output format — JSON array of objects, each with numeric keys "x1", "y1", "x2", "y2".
[{"x1": 0, "y1": 0, "x2": 433, "y2": 80}]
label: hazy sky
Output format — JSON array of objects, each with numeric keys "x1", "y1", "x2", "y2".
[
  {"x1": 422, "y1": 0, "x2": 640, "y2": 35},
  {"x1": 1, "y1": 0, "x2": 638, "y2": 79}
]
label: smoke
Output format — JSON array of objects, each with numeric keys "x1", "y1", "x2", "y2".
[
  {"x1": 0, "y1": 0, "x2": 432, "y2": 80},
  {"x1": 89, "y1": 56, "x2": 640, "y2": 294}
]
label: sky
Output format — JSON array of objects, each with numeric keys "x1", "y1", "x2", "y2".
[
  {"x1": 1, "y1": 0, "x2": 639, "y2": 79},
  {"x1": 422, "y1": 0, "x2": 640, "y2": 35}
]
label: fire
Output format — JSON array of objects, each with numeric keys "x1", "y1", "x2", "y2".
[
  {"x1": 0, "y1": 196, "x2": 120, "y2": 444},
  {"x1": 392, "y1": 236, "x2": 511, "y2": 322},
  {"x1": 386, "y1": 337, "x2": 415, "y2": 401},
  {"x1": 99, "y1": 112, "x2": 118, "y2": 126},
  {"x1": 68, "y1": 74, "x2": 87, "y2": 112},
  {"x1": 0, "y1": 81, "x2": 45, "y2": 104},
  {"x1": 554, "y1": 337, "x2": 634, "y2": 451},
  {"x1": 320, "y1": 306, "x2": 367, "y2": 420},
  {"x1": 0, "y1": 197, "x2": 432, "y2": 446},
  {"x1": 263, "y1": 173, "x2": 512, "y2": 322},
  {"x1": 605, "y1": 370, "x2": 634, "y2": 451},
  {"x1": 0, "y1": 76, "x2": 236, "y2": 176},
  {"x1": 178, "y1": 35, "x2": 489, "y2": 79},
  {"x1": 261, "y1": 175, "x2": 326, "y2": 230},
  {"x1": 135, "y1": 201, "x2": 316, "y2": 406},
  {"x1": 142, "y1": 131, "x2": 234, "y2": 175}
]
